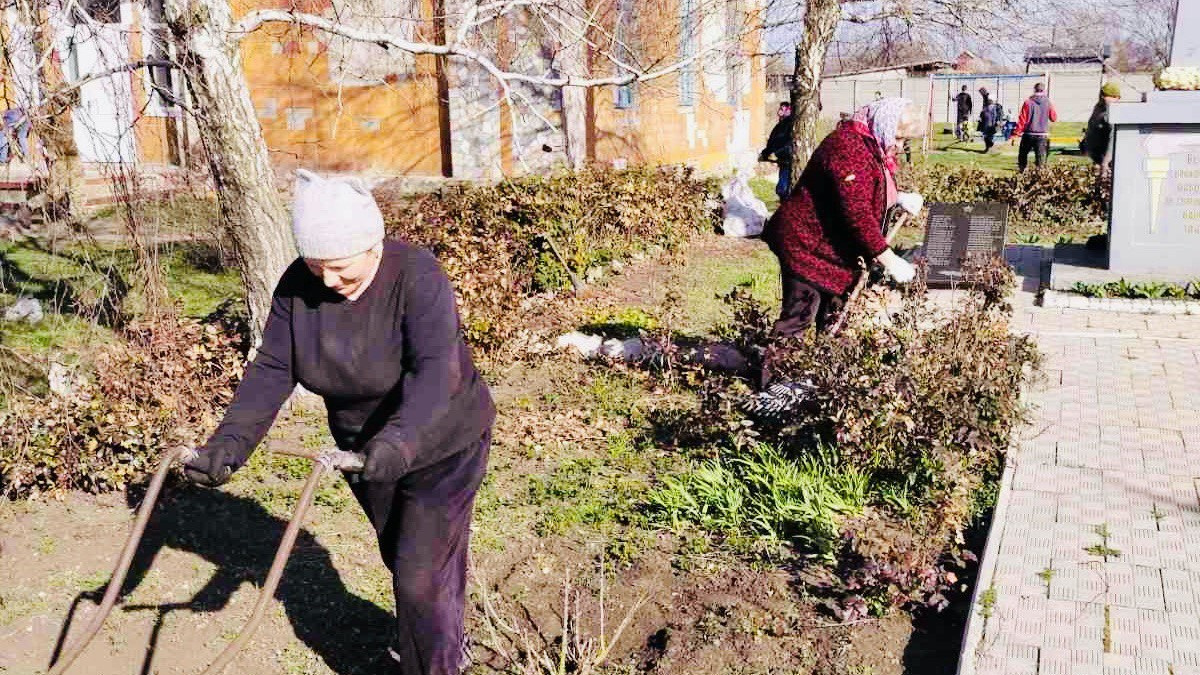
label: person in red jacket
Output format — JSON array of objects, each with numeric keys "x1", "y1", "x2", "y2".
[
  {"x1": 1010, "y1": 82, "x2": 1058, "y2": 171},
  {"x1": 761, "y1": 97, "x2": 922, "y2": 343}
]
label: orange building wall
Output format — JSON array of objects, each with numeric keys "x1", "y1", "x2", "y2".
[
  {"x1": 589, "y1": 0, "x2": 766, "y2": 173},
  {"x1": 234, "y1": 0, "x2": 445, "y2": 175},
  {"x1": 35, "y1": 0, "x2": 763, "y2": 177}
]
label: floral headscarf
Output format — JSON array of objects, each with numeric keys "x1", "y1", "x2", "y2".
[{"x1": 849, "y1": 97, "x2": 912, "y2": 172}]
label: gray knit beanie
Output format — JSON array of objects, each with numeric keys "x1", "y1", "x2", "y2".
[{"x1": 291, "y1": 169, "x2": 385, "y2": 260}]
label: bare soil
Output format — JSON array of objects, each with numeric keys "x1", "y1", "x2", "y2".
[{"x1": 0, "y1": 234, "x2": 968, "y2": 675}]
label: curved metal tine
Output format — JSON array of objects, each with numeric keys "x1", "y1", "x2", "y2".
[
  {"x1": 200, "y1": 460, "x2": 329, "y2": 675},
  {"x1": 47, "y1": 446, "x2": 190, "y2": 675}
]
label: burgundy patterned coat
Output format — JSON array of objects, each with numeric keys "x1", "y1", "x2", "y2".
[{"x1": 762, "y1": 122, "x2": 890, "y2": 296}]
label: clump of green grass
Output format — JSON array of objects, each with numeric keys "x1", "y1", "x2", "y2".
[
  {"x1": 648, "y1": 444, "x2": 869, "y2": 557},
  {"x1": 578, "y1": 306, "x2": 660, "y2": 339},
  {"x1": 527, "y1": 455, "x2": 648, "y2": 537}
]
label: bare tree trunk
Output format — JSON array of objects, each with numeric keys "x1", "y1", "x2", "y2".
[
  {"x1": 789, "y1": 0, "x2": 840, "y2": 187},
  {"x1": 561, "y1": 85, "x2": 588, "y2": 169},
  {"x1": 16, "y1": 0, "x2": 84, "y2": 225},
  {"x1": 163, "y1": 0, "x2": 293, "y2": 340},
  {"x1": 554, "y1": 3, "x2": 589, "y2": 169}
]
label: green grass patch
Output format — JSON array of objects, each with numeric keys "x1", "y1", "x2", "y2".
[
  {"x1": 1072, "y1": 279, "x2": 1200, "y2": 300},
  {"x1": 578, "y1": 306, "x2": 660, "y2": 339},
  {"x1": 162, "y1": 246, "x2": 244, "y2": 318},
  {"x1": 916, "y1": 121, "x2": 1089, "y2": 175},
  {"x1": 649, "y1": 444, "x2": 869, "y2": 557},
  {"x1": 676, "y1": 246, "x2": 779, "y2": 335},
  {"x1": 583, "y1": 370, "x2": 648, "y2": 422},
  {"x1": 749, "y1": 177, "x2": 780, "y2": 212},
  {"x1": 527, "y1": 452, "x2": 649, "y2": 537}
]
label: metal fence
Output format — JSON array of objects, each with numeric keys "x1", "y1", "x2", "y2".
[{"x1": 764, "y1": 70, "x2": 1157, "y2": 131}]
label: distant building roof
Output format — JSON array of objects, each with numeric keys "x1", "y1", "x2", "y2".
[
  {"x1": 825, "y1": 59, "x2": 954, "y2": 77},
  {"x1": 1025, "y1": 46, "x2": 1111, "y2": 63}
]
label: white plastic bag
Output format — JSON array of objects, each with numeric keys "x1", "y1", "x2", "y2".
[{"x1": 721, "y1": 175, "x2": 768, "y2": 237}]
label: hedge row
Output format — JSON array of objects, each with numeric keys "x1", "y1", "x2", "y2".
[
  {"x1": 377, "y1": 165, "x2": 717, "y2": 349},
  {"x1": 899, "y1": 162, "x2": 1111, "y2": 233}
]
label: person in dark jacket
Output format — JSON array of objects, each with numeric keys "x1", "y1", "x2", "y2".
[
  {"x1": 761, "y1": 97, "x2": 920, "y2": 344},
  {"x1": 760, "y1": 102, "x2": 794, "y2": 200},
  {"x1": 977, "y1": 87, "x2": 1000, "y2": 152},
  {"x1": 183, "y1": 169, "x2": 496, "y2": 675},
  {"x1": 1011, "y1": 82, "x2": 1058, "y2": 171},
  {"x1": 1083, "y1": 82, "x2": 1121, "y2": 171},
  {"x1": 953, "y1": 85, "x2": 973, "y2": 141}
]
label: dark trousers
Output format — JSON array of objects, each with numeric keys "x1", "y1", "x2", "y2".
[
  {"x1": 761, "y1": 274, "x2": 844, "y2": 386},
  {"x1": 775, "y1": 163, "x2": 792, "y2": 201},
  {"x1": 982, "y1": 131, "x2": 996, "y2": 152},
  {"x1": 1018, "y1": 134, "x2": 1050, "y2": 171},
  {"x1": 772, "y1": 273, "x2": 845, "y2": 338},
  {"x1": 349, "y1": 432, "x2": 491, "y2": 675}
]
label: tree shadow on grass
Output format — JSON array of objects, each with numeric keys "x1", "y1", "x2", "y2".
[
  {"x1": 0, "y1": 243, "x2": 128, "y2": 328},
  {"x1": 51, "y1": 482, "x2": 393, "y2": 675}
]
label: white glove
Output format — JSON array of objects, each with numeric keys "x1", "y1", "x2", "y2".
[
  {"x1": 896, "y1": 192, "x2": 924, "y2": 217},
  {"x1": 876, "y1": 249, "x2": 916, "y2": 284}
]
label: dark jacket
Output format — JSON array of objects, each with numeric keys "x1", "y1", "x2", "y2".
[
  {"x1": 202, "y1": 240, "x2": 496, "y2": 476},
  {"x1": 978, "y1": 99, "x2": 1000, "y2": 133},
  {"x1": 955, "y1": 92, "x2": 973, "y2": 119},
  {"x1": 761, "y1": 115, "x2": 795, "y2": 166},
  {"x1": 1083, "y1": 100, "x2": 1111, "y2": 164},
  {"x1": 762, "y1": 122, "x2": 890, "y2": 296}
]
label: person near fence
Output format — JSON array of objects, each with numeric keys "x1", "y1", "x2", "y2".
[
  {"x1": 0, "y1": 107, "x2": 30, "y2": 164},
  {"x1": 953, "y1": 85, "x2": 973, "y2": 141},
  {"x1": 1011, "y1": 82, "x2": 1058, "y2": 170},
  {"x1": 761, "y1": 97, "x2": 920, "y2": 355},
  {"x1": 182, "y1": 169, "x2": 496, "y2": 675},
  {"x1": 760, "y1": 101, "x2": 795, "y2": 201},
  {"x1": 1083, "y1": 82, "x2": 1121, "y2": 171},
  {"x1": 977, "y1": 88, "x2": 1001, "y2": 152}
]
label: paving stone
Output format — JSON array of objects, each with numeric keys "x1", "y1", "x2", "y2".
[
  {"x1": 1133, "y1": 565, "x2": 1167, "y2": 610},
  {"x1": 1133, "y1": 656, "x2": 1173, "y2": 675},
  {"x1": 1102, "y1": 652, "x2": 1137, "y2": 675},
  {"x1": 1037, "y1": 648, "x2": 1073, "y2": 674},
  {"x1": 962, "y1": 289, "x2": 1200, "y2": 673},
  {"x1": 1163, "y1": 570, "x2": 1194, "y2": 611}
]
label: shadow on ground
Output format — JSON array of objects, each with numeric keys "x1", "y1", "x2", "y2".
[{"x1": 51, "y1": 481, "x2": 392, "y2": 675}]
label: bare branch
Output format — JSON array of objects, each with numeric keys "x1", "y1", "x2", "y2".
[{"x1": 231, "y1": 8, "x2": 732, "y2": 89}]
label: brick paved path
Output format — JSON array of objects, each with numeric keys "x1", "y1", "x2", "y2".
[{"x1": 959, "y1": 247, "x2": 1200, "y2": 675}]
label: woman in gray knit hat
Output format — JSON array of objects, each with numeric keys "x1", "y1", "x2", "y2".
[{"x1": 183, "y1": 169, "x2": 495, "y2": 674}]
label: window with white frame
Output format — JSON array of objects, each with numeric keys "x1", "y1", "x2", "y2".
[{"x1": 139, "y1": 0, "x2": 180, "y2": 116}]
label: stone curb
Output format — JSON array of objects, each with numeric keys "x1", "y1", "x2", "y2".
[
  {"x1": 1041, "y1": 290, "x2": 1200, "y2": 314},
  {"x1": 955, "y1": 437, "x2": 1018, "y2": 675}
]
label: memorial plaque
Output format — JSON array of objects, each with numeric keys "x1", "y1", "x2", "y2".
[{"x1": 921, "y1": 202, "x2": 1009, "y2": 285}]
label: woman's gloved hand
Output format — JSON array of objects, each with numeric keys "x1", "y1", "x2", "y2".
[
  {"x1": 362, "y1": 438, "x2": 413, "y2": 483},
  {"x1": 896, "y1": 192, "x2": 924, "y2": 217},
  {"x1": 876, "y1": 249, "x2": 916, "y2": 284},
  {"x1": 182, "y1": 446, "x2": 236, "y2": 488}
]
